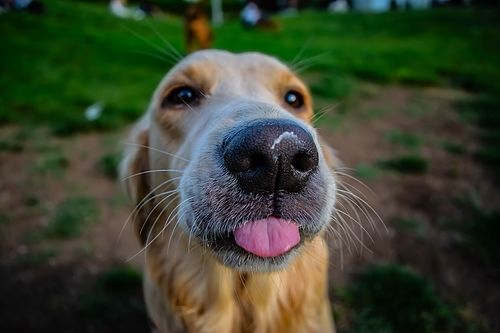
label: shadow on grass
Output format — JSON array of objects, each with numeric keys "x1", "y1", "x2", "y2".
[
  {"x1": 337, "y1": 264, "x2": 486, "y2": 333},
  {"x1": 0, "y1": 262, "x2": 149, "y2": 333},
  {"x1": 81, "y1": 264, "x2": 148, "y2": 328},
  {"x1": 456, "y1": 97, "x2": 500, "y2": 182}
]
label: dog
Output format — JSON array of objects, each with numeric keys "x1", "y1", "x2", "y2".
[
  {"x1": 121, "y1": 50, "x2": 337, "y2": 333},
  {"x1": 185, "y1": 4, "x2": 213, "y2": 54}
]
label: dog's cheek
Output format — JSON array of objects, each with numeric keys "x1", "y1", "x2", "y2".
[
  {"x1": 177, "y1": 162, "x2": 205, "y2": 232},
  {"x1": 121, "y1": 130, "x2": 153, "y2": 245},
  {"x1": 154, "y1": 109, "x2": 185, "y2": 143}
]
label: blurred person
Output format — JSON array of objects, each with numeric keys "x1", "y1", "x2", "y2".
[
  {"x1": 109, "y1": 0, "x2": 145, "y2": 20},
  {"x1": 240, "y1": 1, "x2": 278, "y2": 30},
  {"x1": 1, "y1": 0, "x2": 45, "y2": 14},
  {"x1": 328, "y1": 0, "x2": 349, "y2": 12},
  {"x1": 241, "y1": 1, "x2": 261, "y2": 27}
]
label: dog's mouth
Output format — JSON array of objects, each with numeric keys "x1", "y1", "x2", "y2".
[
  {"x1": 233, "y1": 216, "x2": 300, "y2": 257},
  {"x1": 207, "y1": 216, "x2": 302, "y2": 259}
]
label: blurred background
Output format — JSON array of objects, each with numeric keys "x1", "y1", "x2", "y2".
[{"x1": 0, "y1": 0, "x2": 499, "y2": 332}]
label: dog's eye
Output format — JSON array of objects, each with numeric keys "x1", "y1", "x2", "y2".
[
  {"x1": 284, "y1": 90, "x2": 304, "y2": 109},
  {"x1": 162, "y1": 86, "x2": 200, "y2": 108}
]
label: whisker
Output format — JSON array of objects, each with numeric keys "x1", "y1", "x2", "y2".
[
  {"x1": 291, "y1": 52, "x2": 330, "y2": 74},
  {"x1": 121, "y1": 25, "x2": 179, "y2": 65},
  {"x1": 334, "y1": 170, "x2": 374, "y2": 195},
  {"x1": 330, "y1": 214, "x2": 355, "y2": 253},
  {"x1": 131, "y1": 49, "x2": 173, "y2": 63},
  {"x1": 312, "y1": 103, "x2": 338, "y2": 126},
  {"x1": 117, "y1": 177, "x2": 181, "y2": 243},
  {"x1": 337, "y1": 188, "x2": 378, "y2": 233},
  {"x1": 126, "y1": 196, "x2": 184, "y2": 262},
  {"x1": 325, "y1": 222, "x2": 349, "y2": 249},
  {"x1": 337, "y1": 194, "x2": 370, "y2": 237},
  {"x1": 123, "y1": 141, "x2": 189, "y2": 162},
  {"x1": 122, "y1": 168, "x2": 184, "y2": 181},
  {"x1": 337, "y1": 184, "x2": 386, "y2": 232},
  {"x1": 145, "y1": 19, "x2": 183, "y2": 61},
  {"x1": 139, "y1": 190, "x2": 179, "y2": 235},
  {"x1": 289, "y1": 37, "x2": 314, "y2": 67},
  {"x1": 333, "y1": 209, "x2": 372, "y2": 253},
  {"x1": 336, "y1": 203, "x2": 375, "y2": 245},
  {"x1": 164, "y1": 197, "x2": 195, "y2": 254}
]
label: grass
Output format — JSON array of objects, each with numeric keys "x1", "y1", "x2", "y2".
[
  {"x1": 377, "y1": 154, "x2": 429, "y2": 174},
  {"x1": 0, "y1": 138, "x2": 23, "y2": 152},
  {"x1": 363, "y1": 107, "x2": 391, "y2": 119},
  {"x1": 80, "y1": 264, "x2": 147, "y2": 325},
  {"x1": 456, "y1": 97, "x2": 500, "y2": 180},
  {"x1": 24, "y1": 194, "x2": 40, "y2": 207},
  {"x1": 310, "y1": 74, "x2": 356, "y2": 101},
  {"x1": 354, "y1": 163, "x2": 379, "y2": 181},
  {"x1": 0, "y1": 127, "x2": 30, "y2": 152},
  {"x1": 0, "y1": 0, "x2": 178, "y2": 134},
  {"x1": 35, "y1": 150, "x2": 69, "y2": 175},
  {"x1": 338, "y1": 264, "x2": 482, "y2": 333},
  {"x1": 46, "y1": 196, "x2": 99, "y2": 238},
  {"x1": 406, "y1": 96, "x2": 432, "y2": 117},
  {"x1": 459, "y1": 208, "x2": 500, "y2": 267},
  {"x1": 441, "y1": 140, "x2": 467, "y2": 155},
  {"x1": 392, "y1": 217, "x2": 427, "y2": 238},
  {"x1": 16, "y1": 248, "x2": 57, "y2": 265},
  {"x1": 385, "y1": 130, "x2": 422, "y2": 149},
  {"x1": 446, "y1": 194, "x2": 500, "y2": 267},
  {"x1": 99, "y1": 151, "x2": 122, "y2": 179},
  {"x1": 96, "y1": 264, "x2": 143, "y2": 293},
  {"x1": 1, "y1": 1, "x2": 499, "y2": 134},
  {"x1": 0, "y1": 212, "x2": 9, "y2": 225}
]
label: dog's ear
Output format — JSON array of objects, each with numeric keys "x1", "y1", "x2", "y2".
[{"x1": 120, "y1": 117, "x2": 152, "y2": 245}]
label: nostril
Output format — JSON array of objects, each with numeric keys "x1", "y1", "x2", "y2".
[
  {"x1": 291, "y1": 152, "x2": 316, "y2": 172},
  {"x1": 249, "y1": 153, "x2": 268, "y2": 170},
  {"x1": 224, "y1": 152, "x2": 269, "y2": 173}
]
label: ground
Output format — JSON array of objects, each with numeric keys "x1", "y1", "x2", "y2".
[{"x1": 1, "y1": 82, "x2": 499, "y2": 332}]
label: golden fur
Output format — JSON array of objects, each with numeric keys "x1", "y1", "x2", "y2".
[{"x1": 121, "y1": 50, "x2": 336, "y2": 333}]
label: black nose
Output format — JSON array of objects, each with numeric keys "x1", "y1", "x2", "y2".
[{"x1": 223, "y1": 119, "x2": 319, "y2": 193}]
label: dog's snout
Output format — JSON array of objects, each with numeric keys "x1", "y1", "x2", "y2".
[{"x1": 223, "y1": 119, "x2": 319, "y2": 193}]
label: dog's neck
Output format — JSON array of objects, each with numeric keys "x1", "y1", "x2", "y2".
[{"x1": 143, "y1": 219, "x2": 333, "y2": 333}]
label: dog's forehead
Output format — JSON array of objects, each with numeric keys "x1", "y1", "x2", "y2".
[
  {"x1": 164, "y1": 50, "x2": 299, "y2": 90},
  {"x1": 180, "y1": 50, "x2": 289, "y2": 73}
]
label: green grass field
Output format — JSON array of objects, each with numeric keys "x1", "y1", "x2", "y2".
[{"x1": 1, "y1": 0, "x2": 499, "y2": 134}]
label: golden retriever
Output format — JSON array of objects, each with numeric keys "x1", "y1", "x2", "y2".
[{"x1": 121, "y1": 50, "x2": 337, "y2": 333}]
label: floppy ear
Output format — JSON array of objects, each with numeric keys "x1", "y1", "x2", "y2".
[{"x1": 120, "y1": 116, "x2": 153, "y2": 245}]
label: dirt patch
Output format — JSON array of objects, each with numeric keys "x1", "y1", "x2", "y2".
[{"x1": 0, "y1": 85, "x2": 498, "y2": 332}]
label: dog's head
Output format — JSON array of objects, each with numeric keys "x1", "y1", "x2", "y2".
[{"x1": 122, "y1": 50, "x2": 336, "y2": 272}]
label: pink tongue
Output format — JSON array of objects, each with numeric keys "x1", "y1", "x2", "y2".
[{"x1": 233, "y1": 217, "x2": 300, "y2": 258}]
